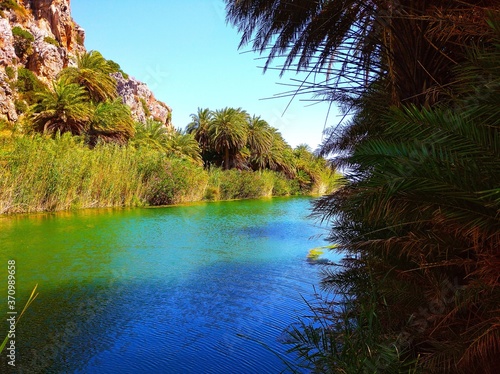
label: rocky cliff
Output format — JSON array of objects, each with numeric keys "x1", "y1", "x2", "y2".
[{"x1": 0, "y1": 0, "x2": 172, "y2": 125}]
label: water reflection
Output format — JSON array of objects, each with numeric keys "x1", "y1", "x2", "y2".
[{"x1": 0, "y1": 197, "x2": 336, "y2": 373}]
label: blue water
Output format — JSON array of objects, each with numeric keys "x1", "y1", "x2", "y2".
[{"x1": 0, "y1": 197, "x2": 336, "y2": 373}]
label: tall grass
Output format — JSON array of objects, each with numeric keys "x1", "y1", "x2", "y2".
[
  {"x1": 206, "y1": 168, "x2": 312, "y2": 200},
  {"x1": 0, "y1": 134, "x2": 341, "y2": 214},
  {"x1": 147, "y1": 158, "x2": 208, "y2": 205},
  {"x1": 0, "y1": 134, "x2": 163, "y2": 213}
]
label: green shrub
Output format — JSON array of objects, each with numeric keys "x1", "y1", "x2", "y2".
[
  {"x1": 43, "y1": 36, "x2": 60, "y2": 47},
  {"x1": 0, "y1": 118, "x2": 10, "y2": 133},
  {"x1": 14, "y1": 99, "x2": 28, "y2": 114},
  {"x1": 0, "y1": 0, "x2": 25, "y2": 14},
  {"x1": 139, "y1": 97, "x2": 151, "y2": 117},
  {"x1": 107, "y1": 59, "x2": 129, "y2": 79},
  {"x1": 4, "y1": 66, "x2": 15, "y2": 80},
  {"x1": 12, "y1": 26, "x2": 34, "y2": 59},
  {"x1": 13, "y1": 26, "x2": 34, "y2": 40},
  {"x1": 204, "y1": 186, "x2": 220, "y2": 201},
  {"x1": 271, "y1": 171, "x2": 300, "y2": 196},
  {"x1": 206, "y1": 167, "x2": 306, "y2": 200},
  {"x1": 15, "y1": 67, "x2": 46, "y2": 103}
]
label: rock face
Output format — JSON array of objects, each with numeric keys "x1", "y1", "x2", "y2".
[
  {"x1": 22, "y1": 0, "x2": 84, "y2": 52},
  {"x1": 113, "y1": 73, "x2": 172, "y2": 125},
  {"x1": 0, "y1": 18, "x2": 17, "y2": 66},
  {"x1": 26, "y1": 36, "x2": 65, "y2": 79},
  {"x1": 0, "y1": 0, "x2": 172, "y2": 125},
  {"x1": 0, "y1": 70, "x2": 17, "y2": 121}
]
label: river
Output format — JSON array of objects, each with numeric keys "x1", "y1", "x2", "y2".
[{"x1": 0, "y1": 197, "x2": 336, "y2": 373}]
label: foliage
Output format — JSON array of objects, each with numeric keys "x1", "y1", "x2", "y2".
[
  {"x1": 186, "y1": 107, "x2": 323, "y2": 179},
  {"x1": 107, "y1": 59, "x2": 129, "y2": 79},
  {"x1": 131, "y1": 121, "x2": 202, "y2": 164},
  {"x1": 225, "y1": 0, "x2": 499, "y2": 107},
  {"x1": 147, "y1": 159, "x2": 207, "y2": 205},
  {"x1": 139, "y1": 97, "x2": 151, "y2": 117},
  {"x1": 28, "y1": 68, "x2": 132, "y2": 146},
  {"x1": 14, "y1": 99, "x2": 28, "y2": 114},
  {"x1": 207, "y1": 168, "x2": 303, "y2": 200},
  {"x1": 0, "y1": 0, "x2": 19, "y2": 11},
  {"x1": 210, "y1": 107, "x2": 249, "y2": 169},
  {"x1": 30, "y1": 78, "x2": 93, "y2": 136},
  {"x1": 271, "y1": 171, "x2": 299, "y2": 196},
  {"x1": 227, "y1": 1, "x2": 500, "y2": 373},
  {"x1": 186, "y1": 106, "x2": 339, "y2": 194},
  {"x1": 165, "y1": 130, "x2": 203, "y2": 165},
  {"x1": 43, "y1": 36, "x2": 60, "y2": 47},
  {"x1": 187, "y1": 107, "x2": 213, "y2": 164},
  {"x1": 0, "y1": 132, "x2": 338, "y2": 214},
  {"x1": 131, "y1": 119, "x2": 170, "y2": 151},
  {"x1": 218, "y1": 169, "x2": 273, "y2": 199},
  {"x1": 246, "y1": 115, "x2": 273, "y2": 169},
  {"x1": 59, "y1": 50, "x2": 117, "y2": 102},
  {"x1": 4, "y1": 66, "x2": 15, "y2": 80},
  {"x1": 88, "y1": 99, "x2": 135, "y2": 145},
  {"x1": 0, "y1": 0, "x2": 26, "y2": 17},
  {"x1": 0, "y1": 134, "x2": 152, "y2": 213},
  {"x1": 11, "y1": 26, "x2": 34, "y2": 61},
  {"x1": 15, "y1": 67, "x2": 46, "y2": 103},
  {"x1": 317, "y1": 18, "x2": 499, "y2": 374}
]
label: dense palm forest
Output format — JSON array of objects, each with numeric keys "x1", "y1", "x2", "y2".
[
  {"x1": 0, "y1": 50, "x2": 339, "y2": 213},
  {"x1": 225, "y1": 0, "x2": 500, "y2": 373}
]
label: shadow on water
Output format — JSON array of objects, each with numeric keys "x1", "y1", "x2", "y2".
[{"x1": 0, "y1": 197, "x2": 336, "y2": 373}]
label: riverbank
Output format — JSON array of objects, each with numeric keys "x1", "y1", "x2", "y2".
[{"x1": 0, "y1": 134, "x2": 341, "y2": 215}]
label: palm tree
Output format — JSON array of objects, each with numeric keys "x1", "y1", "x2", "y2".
[
  {"x1": 246, "y1": 115, "x2": 273, "y2": 170},
  {"x1": 226, "y1": 0, "x2": 499, "y2": 107},
  {"x1": 262, "y1": 128, "x2": 296, "y2": 178},
  {"x1": 186, "y1": 107, "x2": 212, "y2": 154},
  {"x1": 310, "y1": 28, "x2": 500, "y2": 373},
  {"x1": 292, "y1": 144, "x2": 320, "y2": 189},
  {"x1": 165, "y1": 130, "x2": 203, "y2": 165},
  {"x1": 88, "y1": 99, "x2": 135, "y2": 145},
  {"x1": 59, "y1": 50, "x2": 117, "y2": 103},
  {"x1": 131, "y1": 119, "x2": 170, "y2": 151},
  {"x1": 30, "y1": 78, "x2": 93, "y2": 135},
  {"x1": 209, "y1": 107, "x2": 248, "y2": 169},
  {"x1": 227, "y1": 2, "x2": 500, "y2": 373}
]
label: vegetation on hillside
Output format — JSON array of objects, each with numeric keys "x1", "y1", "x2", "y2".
[{"x1": 226, "y1": 1, "x2": 500, "y2": 373}]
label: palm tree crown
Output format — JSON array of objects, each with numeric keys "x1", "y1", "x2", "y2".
[
  {"x1": 88, "y1": 99, "x2": 135, "y2": 145},
  {"x1": 31, "y1": 78, "x2": 93, "y2": 135},
  {"x1": 60, "y1": 50, "x2": 118, "y2": 103},
  {"x1": 209, "y1": 107, "x2": 248, "y2": 169}
]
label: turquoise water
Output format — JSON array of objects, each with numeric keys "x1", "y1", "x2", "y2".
[{"x1": 0, "y1": 197, "x2": 335, "y2": 373}]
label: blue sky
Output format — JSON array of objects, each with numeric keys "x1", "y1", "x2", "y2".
[{"x1": 71, "y1": 0, "x2": 341, "y2": 148}]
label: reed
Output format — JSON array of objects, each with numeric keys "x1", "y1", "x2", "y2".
[
  {"x1": 0, "y1": 134, "x2": 341, "y2": 214},
  {"x1": 0, "y1": 134, "x2": 159, "y2": 213}
]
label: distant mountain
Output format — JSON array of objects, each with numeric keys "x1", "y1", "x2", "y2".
[{"x1": 0, "y1": 0, "x2": 172, "y2": 125}]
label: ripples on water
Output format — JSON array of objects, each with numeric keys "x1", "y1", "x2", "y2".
[{"x1": 0, "y1": 197, "x2": 337, "y2": 373}]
